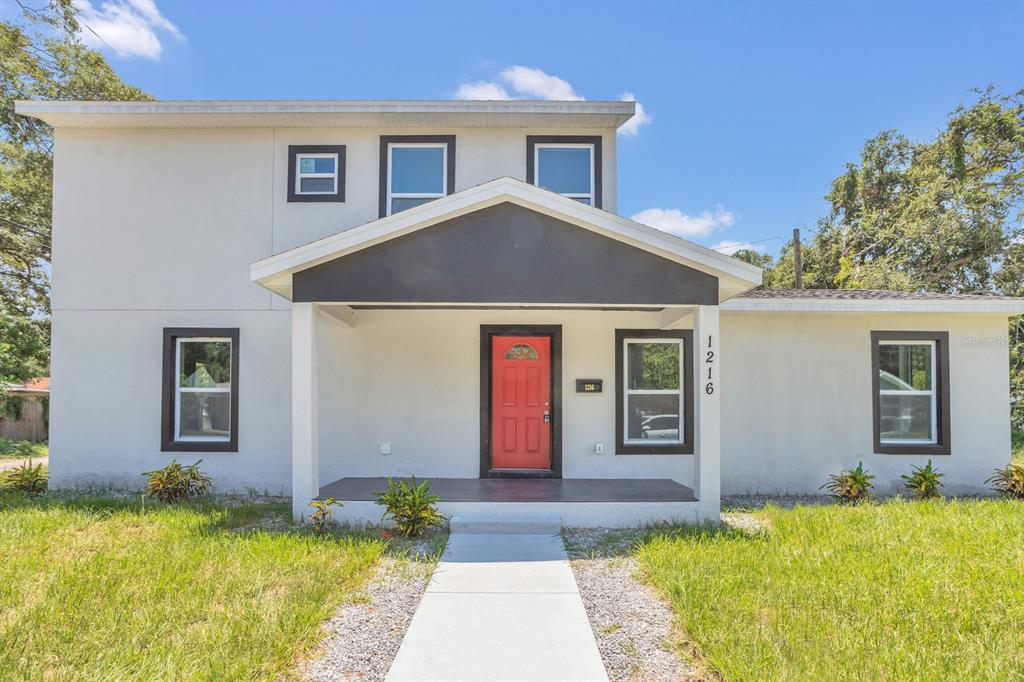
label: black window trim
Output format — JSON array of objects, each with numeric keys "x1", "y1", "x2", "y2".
[
  {"x1": 526, "y1": 135, "x2": 603, "y2": 209},
  {"x1": 287, "y1": 145, "x2": 346, "y2": 203},
  {"x1": 161, "y1": 327, "x2": 240, "y2": 453},
  {"x1": 871, "y1": 330, "x2": 951, "y2": 455},
  {"x1": 615, "y1": 329, "x2": 694, "y2": 455},
  {"x1": 378, "y1": 135, "x2": 456, "y2": 218}
]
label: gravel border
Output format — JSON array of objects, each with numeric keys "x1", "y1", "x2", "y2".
[
  {"x1": 301, "y1": 535, "x2": 444, "y2": 682},
  {"x1": 565, "y1": 528, "x2": 702, "y2": 682}
]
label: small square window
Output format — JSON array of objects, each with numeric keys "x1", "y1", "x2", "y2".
[{"x1": 288, "y1": 146, "x2": 345, "y2": 202}]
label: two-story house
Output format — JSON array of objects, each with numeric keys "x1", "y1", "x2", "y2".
[{"x1": 17, "y1": 99, "x2": 1022, "y2": 524}]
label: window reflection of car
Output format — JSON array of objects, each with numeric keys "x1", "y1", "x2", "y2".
[
  {"x1": 641, "y1": 414, "x2": 679, "y2": 440},
  {"x1": 879, "y1": 371, "x2": 915, "y2": 391}
]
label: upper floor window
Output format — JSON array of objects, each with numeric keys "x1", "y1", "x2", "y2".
[
  {"x1": 527, "y1": 136, "x2": 602, "y2": 208},
  {"x1": 162, "y1": 328, "x2": 240, "y2": 452},
  {"x1": 379, "y1": 136, "x2": 456, "y2": 217},
  {"x1": 287, "y1": 145, "x2": 345, "y2": 202},
  {"x1": 871, "y1": 331, "x2": 950, "y2": 455}
]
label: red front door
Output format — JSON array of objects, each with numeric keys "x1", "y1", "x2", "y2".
[{"x1": 491, "y1": 335, "x2": 551, "y2": 470}]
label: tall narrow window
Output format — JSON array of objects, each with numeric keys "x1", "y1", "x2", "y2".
[
  {"x1": 162, "y1": 328, "x2": 239, "y2": 452},
  {"x1": 287, "y1": 145, "x2": 345, "y2": 202},
  {"x1": 379, "y1": 136, "x2": 456, "y2": 217},
  {"x1": 871, "y1": 331, "x2": 950, "y2": 455},
  {"x1": 527, "y1": 136, "x2": 602, "y2": 208},
  {"x1": 615, "y1": 329, "x2": 693, "y2": 454}
]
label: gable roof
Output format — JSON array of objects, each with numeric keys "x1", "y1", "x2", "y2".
[{"x1": 250, "y1": 177, "x2": 762, "y2": 303}]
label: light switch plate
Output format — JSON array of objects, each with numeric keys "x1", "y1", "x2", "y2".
[
  {"x1": 594, "y1": 442, "x2": 604, "y2": 454},
  {"x1": 379, "y1": 442, "x2": 392, "y2": 455}
]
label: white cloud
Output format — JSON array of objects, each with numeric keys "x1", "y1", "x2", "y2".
[
  {"x1": 498, "y1": 66, "x2": 583, "y2": 101},
  {"x1": 630, "y1": 207, "x2": 736, "y2": 238},
  {"x1": 453, "y1": 66, "x2": 650, "y2": 134},
  {"x1": 710, "y1": 240, "x2": 766, "y2": 255},
  {"x1": 74, "y1": 0, "x2": 183, "y2": 60},
  {"x1": 454, "y1": 81, "x2": 512, "y2": 100},
  {"x1": 617, "y1": 92, "x2": 651, "y2": 136}
]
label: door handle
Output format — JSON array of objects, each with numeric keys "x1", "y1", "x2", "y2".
[{"x1": 543, "y1": 410, "x2": 551, "y2": 423}]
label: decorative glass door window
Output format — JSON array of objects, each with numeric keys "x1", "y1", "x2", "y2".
[
  {"x1": 534, "y1": 144, "x2": 594, "y2": 205},
  {"x1": 175, "y1": 338, "x2": 232, "y2": 442},
  {"x1": 387, "y1": 143, "x2": 447, "y2": 214},
  {"x1": 877, "y1": 340, "x2": 937, "y2": 444},
  {"x1": 295, "y1": 153, "x2": 338, "y2": 195},
  {"x1": 622, "y1": 338, "x2": 684, "y2": 444}
]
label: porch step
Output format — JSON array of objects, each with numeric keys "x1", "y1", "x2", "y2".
[{"x1": 449, "y1": 513, "x2": 562, "y2": 535}]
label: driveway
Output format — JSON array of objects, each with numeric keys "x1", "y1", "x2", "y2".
[{"x1": 0, "y1": 456, "x2": 48, "y2": 472}]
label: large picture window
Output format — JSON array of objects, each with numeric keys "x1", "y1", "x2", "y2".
[
  {"x1": 162, "y1": 328, "x2": 239, "y2": 452},
  {"x1": 615, "y1": 329, "x2": 693, "y2": 454},
  {"x1": 379, "y1": 135, "x2": 456, "y2": 217},
  {"x1": 871, "y1": 331, "x2": 950, "y2": 455}
]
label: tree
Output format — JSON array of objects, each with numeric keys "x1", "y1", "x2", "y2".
[
  {"x1": 762, "y1": 87, "x2": 1024, "y2": 427},
  {"x1": 0, "y1": 0, "x2": 150, "y2": 385}
]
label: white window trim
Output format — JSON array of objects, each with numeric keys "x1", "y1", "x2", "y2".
[
  {"x1": 878, "y1": 339, "x2": 937, "y2": 445},
  {"x1": 386, "y1": 142, "x2": 448, "y2": 215},
  {"x1": 294, "y1": 153, "x2": 339, "y2": 195},
  {"x1": 622, "y1": 338, "x2": 685, "y2": 445},
  {"x1": 175, "y1": 337, "x2": 232, "y2": 443},
  {"x1": 534, "y1": 143, "x2": 595, "y2": 205}
]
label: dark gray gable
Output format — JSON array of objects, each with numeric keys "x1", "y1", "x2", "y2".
[{"x1": 292, "y1": 203, "x2": 718, "y2": 305}]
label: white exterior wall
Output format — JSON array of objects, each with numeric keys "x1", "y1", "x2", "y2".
[
  {"x1": 721, "y1": 312, "x2": 1013, "y2": 495},
  {"x1": 316, "y1": 308, "x2": 694, "y2": 487}
]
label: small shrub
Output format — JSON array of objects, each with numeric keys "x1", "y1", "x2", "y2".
[
  {"x1": 142, "y1": 459, "x2": 212, "y2": 503},
  {"x1": 986, "y1": 463, "x2": 1024, "y2": 500},
  {"x1": 821, "y1": 461, "x2": 875, "y2": 502},
  {"x1": 374, "y1": 477, "x2": 444, "y2": 537},
  {"x1": 2, "y1": 459, "x2": 46, "y2": 495},
  {"x1": 0, "y1": 438, "x2": 40, "y2": 458},
  {"x1": 308, "y1": 497, "x2": 338, "y2": 533},
  {"x1": 901, "y1": 460, "x2": 945, "y2": 499}
]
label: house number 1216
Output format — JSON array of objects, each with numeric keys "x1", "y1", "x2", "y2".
[{"x1": 705, "y1": 335, "x2": 715, "y2": 395}]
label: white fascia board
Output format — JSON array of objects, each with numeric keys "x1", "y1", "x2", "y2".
[
  {"x1": 250, "y1": 178, "x2": 763, "y2": 298},
  {"x1": 722, "y1": 298, "x2": 1024, "y2": 314}
]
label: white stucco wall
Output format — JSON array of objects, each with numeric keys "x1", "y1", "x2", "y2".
[{"x1": 720, "y1": 312, "x2": 1013, "y2": 495}]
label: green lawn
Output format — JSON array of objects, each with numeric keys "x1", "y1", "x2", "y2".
[
  {"x1": 0, "y1": 438, "x2": 47, "y2": 459},
  {"x1": 0, "y1": 493, "x2": 386, "y2": 681},
  {"x1": 639, "y1": 499, "x2": 1024, "y2": 681}
]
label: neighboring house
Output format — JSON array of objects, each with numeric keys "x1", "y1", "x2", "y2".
[
  {"x1": 1, "y1": 377, "x2": 49, "y2": 442},
  {"x1": 16, "y1": 99, "x2": 1024, "y2": 525}
]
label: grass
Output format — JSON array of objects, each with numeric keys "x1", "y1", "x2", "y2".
[
  {"x1": 0, "y1": 438, "x2": 47, "y2": 459},
  {"x1": 0, "y1": 492, "x2": 387, "y2": 681},
  {"x1": 639, "y1": 499, "x2": 1024, "y2": 681}
]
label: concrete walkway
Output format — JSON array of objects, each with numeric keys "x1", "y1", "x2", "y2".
[{"x1": 386, "y1": 515, "x2": 608, "y2": 682}]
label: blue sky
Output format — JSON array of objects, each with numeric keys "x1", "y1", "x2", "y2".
[{"x1": 19, "y1": 0, "x2": 1022, "y2": 256}]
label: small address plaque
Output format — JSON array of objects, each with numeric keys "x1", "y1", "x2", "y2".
[{"x1": 575, "y1": 379, "x2": 603, "y2": 393}]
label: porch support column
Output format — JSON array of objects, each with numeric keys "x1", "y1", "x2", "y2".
[
  {"x1": 693, "y1": 304, "x2": 721, "y2": 522},
  {"x1": 292, "y1": 302, "x2": 319, "y2": 521}
]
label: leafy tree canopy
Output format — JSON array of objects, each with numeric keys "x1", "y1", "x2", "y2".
[
  {"x1": 755, "y1": 87, "x2": 1024, "y2": 427},
  {"x1": 0, "y1": 0, "x2": 150, "y2": 385}
]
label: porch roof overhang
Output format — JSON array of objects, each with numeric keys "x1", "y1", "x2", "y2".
[{"x1": 250, "y1": 177, "x2": 762, "y2": 305}]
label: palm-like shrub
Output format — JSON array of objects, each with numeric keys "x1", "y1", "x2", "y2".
[
  {"x1": 821, "y1": 461, "x2": 875, "y2": 503},
  {"x1": 374, "y1": 477, "x2": 444, "y2": 537},
  {"x1": 142, "y1": 459, "x2": 212, "y2": 503},
  {"x1": 986, "y1": 463, "x2": 1024, "y2": 500},
  {"x1": 2, "y1": 459, "x2": 46, "y2": 496},
  {"x1": 901, "y1": 460, "x2": 945, "y2": 499},
  {"x1": 308, "y1": 497, "x2": 338, "y2": 533}
]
